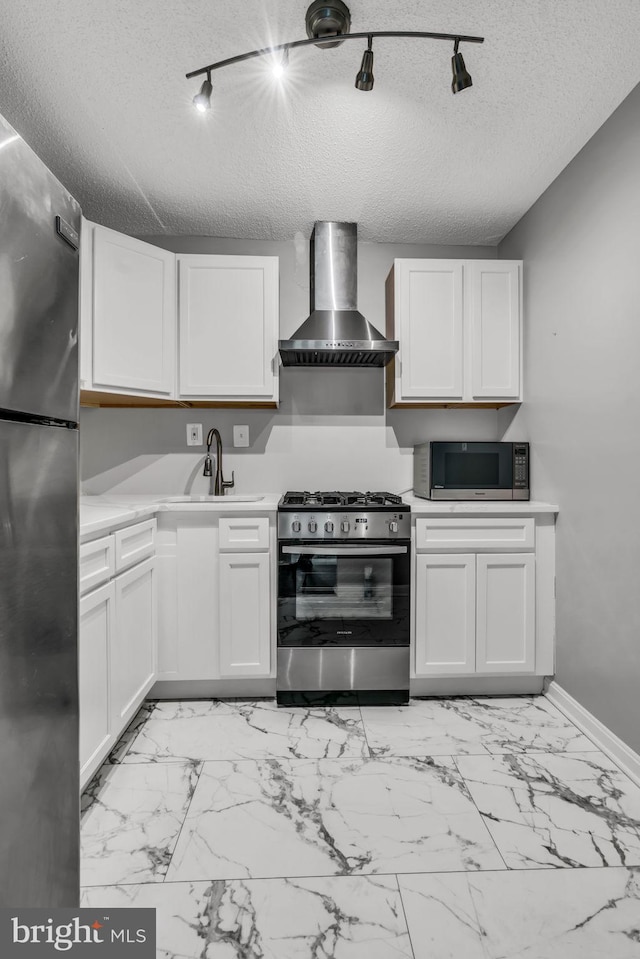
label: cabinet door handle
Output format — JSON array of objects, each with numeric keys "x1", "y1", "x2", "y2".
[{"x1": 281, "y1": 545, "x2": 408, "y2": 556}]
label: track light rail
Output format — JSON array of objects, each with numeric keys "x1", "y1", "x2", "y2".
[{"x1": 186, "y1": 30, "x2": 484, "y2": 80}]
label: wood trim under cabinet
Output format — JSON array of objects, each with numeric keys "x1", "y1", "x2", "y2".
[
  {"x1": 80, "y1": 389, "x2": 278, "y2": 409},
  {"x1": 387, "y1": 400, "x2": 520, "y2": 409}
]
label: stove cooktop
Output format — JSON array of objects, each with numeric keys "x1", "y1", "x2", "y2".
[{"x1": 280, "y1": 490, "x2": 406, "y2": 510}]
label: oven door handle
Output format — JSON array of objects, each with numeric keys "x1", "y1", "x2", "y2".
[{"x1": 281, "y1": 545, "x2": 408, "y2": 556}]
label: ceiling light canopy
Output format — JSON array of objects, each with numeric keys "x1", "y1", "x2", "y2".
[{"x1": 187, "y1": 2, "x2": 483, "y2": 111}]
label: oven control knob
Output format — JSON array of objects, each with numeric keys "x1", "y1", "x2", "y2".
[
  {"x1": 389, "y1": 520, "x2": 399, "y2": 533},
  {"x1": 341, "y1": 520, "x2": 350, "y2": 533},
  {"x1": 324, "y1": 521, "x2": 334, "y2": 533},
  {"x1": 308, "y1": 520, "x2": 317, "y2": 533},
  {"x1": 292, "y1": 521, "x2": 301, "y2": 533}
]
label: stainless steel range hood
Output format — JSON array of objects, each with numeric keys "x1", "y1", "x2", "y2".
[{"x1": 279, "y1": 221, "x2": 398, "y2": 367}]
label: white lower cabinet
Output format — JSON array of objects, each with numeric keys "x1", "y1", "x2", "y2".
[
  {"x1": 111, "y1": 556, "x2": 157, "y2": 729},
  {"x1": 415, "y1": 554, "x2": 476, "y2": 675},
  {"x1": 79, "y1": 581, "x2": 115, "y2": 786},
  {"x1": 476, "y1": 554, "x2": 535, "y2": 673},
  {"x1": 157, "y1": 512, "x2": 274, "y2": 683},
  {"x1": 79, "y1": 519, "x2": 157, "y2": 789},
  {"x1": 414, "y1": 518, "x2": 540, "y2": 679},
  {"x1": 219, "y1": 552, "x2": 271, "y2": 677}
]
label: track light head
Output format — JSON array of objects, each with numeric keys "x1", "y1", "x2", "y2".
[
  {"x1": 193, "y1": 73, "x2": 213, "y2": 112},
  {"x1": 355, "y1": 36, "x2": 374, "y2": 91},
  {"x1": 451, "y1": 42, "x2": 472, "y2": 93},
  {"x1": 272, "y1": 46, "x2": 290, "y2": 79}
]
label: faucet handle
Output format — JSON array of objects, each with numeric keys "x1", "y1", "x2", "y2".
[{"x1": 222, "y1": 471, "x2": 235, "y2": 492}]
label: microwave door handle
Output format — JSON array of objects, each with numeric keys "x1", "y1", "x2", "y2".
[{"x1": 281, "y1": 545, "x2": 408, "y2": 556}]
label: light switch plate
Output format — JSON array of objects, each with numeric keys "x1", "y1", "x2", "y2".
[
  {"x1": 233, "y1": 425, "x2": 249, "y2": 447},
  {"x1": 187, "y1": 423, "x2": 203, "y2": 446}
]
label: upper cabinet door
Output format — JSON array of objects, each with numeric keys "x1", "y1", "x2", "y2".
[
  {"x1": 395, "y1": 259, "x2": 464, "y2": 400},
  {"x1": 178, "y1": 255, "x2": 279, "y2": 402},
  {"x1": 85, "y1": 222, "x2": 176, "y2": 396},
  {"x1": 469, "y1": 261, "x2": 521, "y2": 399}
]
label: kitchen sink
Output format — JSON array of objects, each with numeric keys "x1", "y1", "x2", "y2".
[{"x1": 160, "y1": 495, "x2": 264, "y2": 503}]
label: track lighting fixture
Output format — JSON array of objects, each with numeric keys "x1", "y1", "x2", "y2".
[
  {"x1": 192, "y1": 71, "x2": 212, "y2": 112},
  {"x1": 186, "y1": 2, "x2": 483, "y2": 111},
  {"x1": 355, "y1": 35, "x2": 374, "y2": 92},
  {"x1": 451, "y1": 39, "x2": 473, "y2": 94}
]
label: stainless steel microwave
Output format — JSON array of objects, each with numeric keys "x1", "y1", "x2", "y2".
[{"x1": 413, "y1": 441, "x2": 530, "y2": 501}]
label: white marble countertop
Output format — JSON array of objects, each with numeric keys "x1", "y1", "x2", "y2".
[
  {"x1": 404, "y1": 494, "x2": 559, "y2": 515},
  {"x1": 80, "y1": 492, "x2": 559, "y2": 540},
  {"x1": 80, "y1": 493, "x2": 281, "y2": 540}
]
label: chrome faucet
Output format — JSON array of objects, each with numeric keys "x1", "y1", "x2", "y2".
[{"x1": 203, "y1": 428, "x2": 235, "y2": 496}]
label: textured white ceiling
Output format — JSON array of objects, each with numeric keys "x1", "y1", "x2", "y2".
[{"x1": 0, "y1": 1, "x2": 639, "y2": 244}]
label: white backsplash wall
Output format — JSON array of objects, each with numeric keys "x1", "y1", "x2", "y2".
[
  {"x1": 81, "y1": 234, "x2": 500, "y2": 494},
  {"x1": 80, "y1": 404, "x2": 499, "y2": 495}
]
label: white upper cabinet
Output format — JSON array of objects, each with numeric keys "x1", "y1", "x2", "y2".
[
  {"x1": 80, "y1": 220, "x2": 176, "y2": 397},
  {"x1": 80, "y1": 224, "x2": 281, "y2": 406},
  {"x1": 386, "y1": 258, "x2": 522, "y2": 406},
  {"x1": 177, "y1": 255, "x2": 279, "y2": 404}
]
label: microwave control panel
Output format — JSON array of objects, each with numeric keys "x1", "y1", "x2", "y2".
[{"x1": 513, "y1": 443, "x2": 530, "y2": 489}]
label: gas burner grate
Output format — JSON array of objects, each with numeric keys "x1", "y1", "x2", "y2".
[
  {"x1": 281, "y1": 490, "x2": 347, "y2": 507},
  {"x1": 281, "y1": 490, "x2": 404, "y2": 508}
]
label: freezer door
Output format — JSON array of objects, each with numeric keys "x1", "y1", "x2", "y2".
[
  {"x1": 0, "y1": 113, "x2": 81, "y2": 423},
  {"x1": 0, "y1": 419, "x2": 78, "y2": 907}
]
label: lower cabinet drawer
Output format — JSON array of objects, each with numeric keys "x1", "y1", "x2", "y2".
[
  {"x1": 219, "y1": 516, "x2": 270, "y2": 550},
  {"x1": 79, "y1": 535, "x2": 115, "y2": 595},
  {"x1": 415, "y1": 517, "x2": 535, "y2": 551},
  {"x1": 114, "y1": 518, "x2": 157, "y2": 571}
]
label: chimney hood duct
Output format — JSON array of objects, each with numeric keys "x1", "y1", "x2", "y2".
[{"x1": 279, "y1": 221, "x2": 398, "y2": 367}]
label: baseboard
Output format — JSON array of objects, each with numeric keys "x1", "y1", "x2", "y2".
[
  {"x1": 411, "y1": 676, "x2": 546, "y2": 697},
  {"x1": 150, "y1": 679, "x2": 277, "y2": 699},
  {"x1": 545, "y1": 681, "x2": 640, "y2": 788}
]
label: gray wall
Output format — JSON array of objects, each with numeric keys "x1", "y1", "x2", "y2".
[
  {"x1": 498, "y1": 82, "x2": 640, "y2": 751},
  {"x1": 81, "y1": 237, "x2": 499, "y2": 493}
]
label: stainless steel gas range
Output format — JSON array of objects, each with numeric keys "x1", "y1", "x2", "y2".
[{"x1": 277, "y1": 491, "x2": 411, "y2": 706}]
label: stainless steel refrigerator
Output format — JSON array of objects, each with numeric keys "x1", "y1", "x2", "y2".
[{"x1": 0, "y1": 112, "x2": 81, "y2": 906}]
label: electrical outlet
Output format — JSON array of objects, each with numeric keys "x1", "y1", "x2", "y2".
[
  {"x1": 233, "y1": 425, "x2": 249, "y2": 447},
  {"x1": 186, "y1": 423, "x2": 203, "y2": 446}
]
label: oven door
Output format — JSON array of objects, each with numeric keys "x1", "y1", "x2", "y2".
[{"x1": 277, "y1": 539, "x2": 410, "y2": 647}]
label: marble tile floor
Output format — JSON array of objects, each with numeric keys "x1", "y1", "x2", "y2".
[{"x1": 81, "y1": 696, "x2": 640, "y2": 957}]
